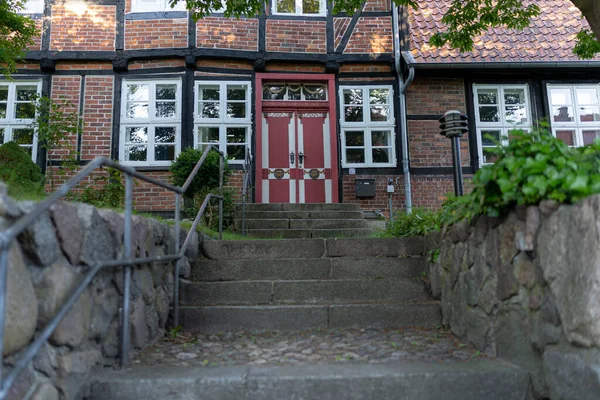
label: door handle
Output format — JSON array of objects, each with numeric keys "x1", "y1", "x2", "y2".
[
  {"x1": 298, "y1": 152, "x2": 304, "y2": 166},
  {"x1": 290, "y1": 151, "x2": 295, "y2": 165}
]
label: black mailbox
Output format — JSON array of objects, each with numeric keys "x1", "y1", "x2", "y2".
[{"x1": 355, "y1": 178, "x2": 376, "y2": 197}]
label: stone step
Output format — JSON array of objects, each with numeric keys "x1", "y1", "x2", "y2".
[
  {"x1": 245, "y1": 228, "x2": 373, "y2": 239},
  {"x1": 235, "y1": 210, "x2": 365, "y2": 220},
  {"x1": 238, "y1": 219, "x2": 370, "y2": 230},
  {"x1": 241, "y1": 203, "x2": 362, "y2": 212},
  {"x1": 200, "y1": 238, "x2": 425, "y2": 260},
  {"x1": 191, "y1": 257, "x2": 426, "y2": 281},
  {"x1": 88, "y1": 360, "x2": 531, "y2": 400},
  {"x1": 180, "y1": 279, "x2": 429, "y2": 306},
  {"x1": 179, "y1": 303, "x2": 441, "y2": 333}
]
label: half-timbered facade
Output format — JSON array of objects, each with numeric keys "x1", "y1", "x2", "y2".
[{"x1": 5, "y1": 0, "x2": 600, "y2": 212}]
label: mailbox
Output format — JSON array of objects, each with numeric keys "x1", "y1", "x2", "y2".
[{"x1": 355, "y1": 178, "x2": 376, "y2": 197}]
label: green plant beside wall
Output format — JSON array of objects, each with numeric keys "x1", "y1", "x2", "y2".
[
  {"x1": 0, "y1": 141, "x2": 44, "y2": 199},
  {"x1": 381, "y1": 208, "x2": 441, "y2": 238},
  {"x1": 68, "y1": 167, "x2": 125, "y2": 209}
]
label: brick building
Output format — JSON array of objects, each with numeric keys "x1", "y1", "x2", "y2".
[{"x1": 3, "y1": 0, "x2": 600, "y2": 212}]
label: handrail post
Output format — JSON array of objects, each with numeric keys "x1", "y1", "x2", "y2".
[
  {"x1": 120, "y1": 174, "x2": 133, "y2": 368},
  {"x1": 173, "y1": 193, "x2": 181, "y2": 328},
  {"x1": 218, "y1": 152, "x2": 224, "y2": 240},
  {"x1": 0, "y1": 245, "x2": 9, "y2": 390}
]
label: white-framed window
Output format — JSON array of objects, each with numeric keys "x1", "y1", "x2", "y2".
[
  {"x1": 18, "y1": 0, "x2": 44, "y2": 13},
  {"x1": 339, "y1": 85, "x2": 395, "y2": 167},
  {"x1": 0, "y1": 81, "x2": 41, "y2": 161},
  {"x1": 473, "y1": 84, "x2": 532, "y2": 166},
  {"x1": 131, "y1": 0, "x2": 185, "y2": 12},
  {"x1": 194, "y1": 81, "x2": 251, "y2": 163},
  {"x1": 119, "y1": 79, "x2": 182, "y2": 165},
  {"x1": 273, "y1": 0, "x2": 326, "y2": 16},
  {"x1": 547, "y1": 84, "x2": 600, "y2": 147}
]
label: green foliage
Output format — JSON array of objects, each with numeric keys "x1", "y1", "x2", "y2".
[
  {"x1": 0, "y1": 141, "x2": 44, "y2": 198},
  {"x1": 69, "y1": 168, "x2": 125, "y2": 209},
  {"x1": 381, "y1": 208, "x2": 441, "y2": 238},
  {"x1": 574, "y1": 29, "x2": 600, "y2": 59},
  {"x1": 170, "y1": 147, "x2": 230, "y2": 199},
  {"x1": 0, "y1": 0, "x2": 38, "y2": 78},
  {"x1": 189, "y1": 187, "x2": 236, "y2": 230}
]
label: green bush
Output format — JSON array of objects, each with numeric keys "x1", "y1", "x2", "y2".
[
  {"x1": 0, "y1": 141, "x2": 45, "y2": 199},
  {"x1": 69, "y1": 168, "x2": 124, "y2": 209},
  {"x1": 381, "y1": 208, "x2": 441, "y2": 237},
  {"x1": 170, "y1": 147, "x2": 231, "y2": 199}
]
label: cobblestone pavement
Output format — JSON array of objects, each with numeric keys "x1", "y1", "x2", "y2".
[{"x1": 134, "y1": 327, "x2": 484, "y2": 368}]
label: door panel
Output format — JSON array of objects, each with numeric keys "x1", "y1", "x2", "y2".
[{"x1": 298, "y1": 113, "x2": 328, "y2": 203}]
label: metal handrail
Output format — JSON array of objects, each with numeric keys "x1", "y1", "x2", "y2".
[
  {"x1": 241, "y1": 147, "x2": 252, "y2": 237},
  {"x1": 0, "y1": 145, "x2": 225, "y2": 399}
]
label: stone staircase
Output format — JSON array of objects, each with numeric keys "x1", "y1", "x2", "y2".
[{"x1": 234, "y1": 203, "x2": 373, "y2": 238}]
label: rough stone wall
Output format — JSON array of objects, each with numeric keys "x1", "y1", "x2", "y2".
[
  {"x1": 428, "y1": 195, "x2": 600, "y2": 399},
  {"x1": 1, "y1": 192, "x2": 198, "y2": 400}
]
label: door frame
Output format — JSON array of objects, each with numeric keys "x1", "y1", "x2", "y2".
[{"x1": 255, "y1": 73, "x2": 339, "y2": 203}]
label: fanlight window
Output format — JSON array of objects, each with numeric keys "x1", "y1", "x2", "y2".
[{"x1": 262, "y1": 83, "x2": 327, "y2": 101}]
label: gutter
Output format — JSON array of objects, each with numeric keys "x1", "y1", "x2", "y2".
[
  {"x1": 392, "y1": 4, "x2": 415, "y2": 214},
  {"x1": 406, "y1": 59, "x2": 600, "y2": 69}
]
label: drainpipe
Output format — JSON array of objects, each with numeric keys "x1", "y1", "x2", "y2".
[{"x1": 392, "y1": 3, "x2": 415, "y2": 214}]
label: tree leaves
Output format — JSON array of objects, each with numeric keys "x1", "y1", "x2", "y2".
[{"x1": 0, "y1": 0, "x2": 38, "y2": 78}]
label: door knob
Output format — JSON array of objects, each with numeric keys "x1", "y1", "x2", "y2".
[{"x1": 290, "y1": 151, "x2": 295, "y2": 165}]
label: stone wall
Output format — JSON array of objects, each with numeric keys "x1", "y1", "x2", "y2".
[
  {"x1": 1, "y1": 193, "x2": 198, "y2": 400},
  {"x1": 428, "y1": 195, "x2": 600, "y2": 399}
]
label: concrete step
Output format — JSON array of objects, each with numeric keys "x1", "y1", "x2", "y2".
[
  {"x1": 200, "y1": 238, "x2": 425, "y2": 260},
  {"x1": 237, "y1": 219, "x2": 370, "y2": 230},
  {"x1": 245, "y1": 228, "x2": 373, "y2": 239},
  {"x1": 180, "y1": 279, "x2": 429, "y2": 306},
  {"x1": 241, "y1": 219, "x2": 291, "y2": 229},
  {"x1": 88, "y1": 360, "x2": 532, "y2": 400},
  {"x1": 179, "y1": 303, "x2": 441, "y2": 333},
  {"x1": 235, "y1": 210, "x2": 365, "y2": 220},
  {"x1": 191, "y1": 257, "x2": 425, "y2": 281},
  {"x1": 242, "y1": 203, "x2": 362, "y2": 212}
]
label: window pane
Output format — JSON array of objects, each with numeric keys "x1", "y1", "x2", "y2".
[
  {"x1": 343, "y1": 89, "x2": 362, "y2": 105},
  {"x1": 263, "y1": 85, "x2": 285, "y2": 100},
  {"x1": 15, "y1": 103, "x2": 35, "y2": 119},
  {"x1": 345, "y1": 131, "x2": 364, "y2": 146},
  {"x1": 155, "y1": 145, "x2": 175, "y2": 161},
  {"x1": 127, "y1": 102, "x2": 148, "y2": 118},
  {"x1": 346, "y1": 149, "x2": 365, "y2": 163},
  {"x1": 127, "y1": 84, "x2": 149, "y2": 101},
  {"x1": 552, "y1": 106, "x2": 574, "y2": 122},
  {"x1": 156, "y1": 84, "x2": 176, "y2": 100},
  {"x1": 504, "y1": 89, "x2": 525, "y2": 105},
  {"x1": 482, "y1": 148, "x2": 499, "y2": 164},
  {"x1": 344, "y1": 106, "x2": 363, "y2": 122},
  {"x1": 372, "y1": 148, "x2": 390, "y2": 163},
  {"x1": 198, "y1": 126, "x2": 219, "y2": 143},
  {"x1": 227, "y1": 102, "x2": 246, "y2": 118},
  {"x1": 0, "y1": 87, "x2": 7, "y2": 101},
  {"x1": 16, "y1": 86, "x2": 37, "y2": 101},
  {"x1": 578, "y1": 106, "x2": 600, "y2": 123},
  {"x1": 226, "y1": 127, "x2": 246, "y2": 143},
  {"x1": 0, "y1": 104, "x2": 6, "y2": 119},
  {"x1": 576, "y1": 88, "x2": 598, "y2": 105},
  {"x1": 477, "y1": 89, "x2": 497, "y2": 105},
  {"x1": 201, "y1": 102, "x2": 219, "y2": 118},
  {"x1": 303, "y1": 84, "x2": 326, "y2": 100},
  {"x1": 125, "y1": 145, "x2": 147, "y2": 161},
  {"x1": 370, "y1": 106, "x2": 389, "y2": 122},
  {"x1": 372, "y1": 131, "x2": 390, "y2": 146},
  {"x1": 155, "y1": 127, "x2": 176, "y2": 143},
  {"x1": 227, "y1": 85, "x2": 246, "y2": 101},
  {"x1": 156, "y1": 102, "x2": 176, "y2": 118},
  {"x1": 550, "y1": 88, "x2": 572, "y2": 105},
  {"x1": 479, "y1": 106, "x2": 499, "y2": 122},
  {"x1": 125, "y1": 127, "x2": 148, "y2": 143},
  {"x1": 276, "y1": 0, "x2": 295, "y2": 13},
  {"x1": 555, "y1": 130, "x2": 576, "y2": 146},
  {"x1": 200, "y1": 86, "x2": 219, "y2": 101},
  {"x1": 481, "y1": 130, "x2": 500, "y2": 146},
  {"x1": 302, "y1": 0, "x2": 320, "y2": 13},
  {"x1": 13, "y1": 128, "x2": 34, "y2": 145},
  {"x1": 227, "y1": 145, "x2": 245, "y2": 160},
  {"x1": 583, "y1": 129, "x2": 600, "y2": 145},
  {"x1": 369, "y1": 89, "x2": 389, "y2": 105},
  {"x1": 505, "y1": 105, "x2": 527, "y2": 124}
]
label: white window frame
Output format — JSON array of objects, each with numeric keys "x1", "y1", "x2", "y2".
[
  {"x1": 18, "y1": 0, "x2": 44, "y2": 14},
  {"x1": 272, "y1": 0, "x2": 326, "y2": 16},
  {"x1": 119, "y1": 78, "x2": 182, "y2": 166},
  {"x1": 0, "y1": 80, "x2": 42, "y2": 162},
  {"x1": 547, "y1": 84, "x2": 600, "y2": 147},
  {"x1": 131, "y1": 0, "x2": 185, "y2": 13},
  {"x1": 339, "y1": 85, "x2": 396, "y2": 168},
  {"x1": 194, "y1": 81, "x2": 252, "y2": 164},
  {"x1": 473, "y1": 84, "x2": 532, "y2": 166}
]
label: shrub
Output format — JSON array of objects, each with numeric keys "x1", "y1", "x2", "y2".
[
  {"x1": 170, "y1": 147, "x2": 231, "y2": 199},
  {"x1": 69, "y1": 168, "x2": 125, "y2": 209},
  {"x1": 381, "y1": 208, "x2": 441, "y2": 237},
  {"x1": 0, "y1": 141, "x2": 45, "y2": 199}
]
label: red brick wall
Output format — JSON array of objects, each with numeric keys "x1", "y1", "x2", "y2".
[
  {"x1": 28, "y1": 19, "x2": 43, "y2": 51},
  {"x1": 266, "y1": 20, "x2": 326, "y2": 53},
  {"x1": 49, "y1": 76, "x2": 81, "y2": 160},
  {"x1": 196, "y1": 60, "x2": 254, "y2": 70},
  {"x1": 408, "y1": 120, "x2": 470, "y2": 167},
  {"x1": 81, "y1": 76, "x2": 114, "y2": 159},
  {"x1": 133, "y1": 173, "x2": 176, "y2": 211},
  {"x1": 334, "y1": 17, "x2": 351, "y2": 49},
  {"x1": 265, "y1": 63, "x2": 326, "y2": 73},
  {"x1": 364, "y1": 0, "x2": 390, "y2": 12},
  {"x1": 339, "y1": 63, "x2": 392, "y2": 73},
  {"x1": 406, "y1": 77, "x2": 466, "y2": 115},
  {"x1": 196, "y1": 18, "x2": 258, "y2": 51},
  {"x1": 129, "y1": 59, "x2": 186, "y2": 70},
  {"x1": 55, "y1": 62, "x2": 113, "y2": 71},
  {"x1": 125, "y1": 19, "x2": 188, "y2": 50},
  {"x1": 344, "y1": 17, "x2": 392, "y2": 53},
  {"x1": 50, "y1": 5, "x2": 116, "y2": 51}
]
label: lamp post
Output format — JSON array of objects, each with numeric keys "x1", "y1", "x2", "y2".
[{"x1": 439, "y1": 110, "x2": 468, "y2": 196}]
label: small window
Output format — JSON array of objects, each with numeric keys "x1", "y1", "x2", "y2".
[
  {"x1": 273, "y1": 0, "x2": 326, "y2": 16},
  {"x1": 18, "y1": 0, "x2": 44, "y2": 13},
  {"x1": 0, "y1": 81, "x2": 41, "y2": 161},
  {"x1": 473, "y1": 85, "x2": 531, "y2": 166},
  {"x1": 119, "y1": 79, "x2": 182, "y2": 165},
  {"x1": 131, "y1": 0, "x2": 185, "y2": 12},
  {"x1": 547, "y1": 84, "x2": 600, "y2": 147},
  {"x1": 262, "y1": 83, "x2": 327, "y2": 101},
  {"x1": 194, "y1": 81, "x2": 251, "y2": 163},
  {"x1": 339, "y1": 85, "x2": 395, "y2": 168}
]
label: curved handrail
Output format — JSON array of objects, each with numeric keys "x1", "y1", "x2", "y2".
[{"x1": 0, "y1": 145, "x2": 225, "y2": 399}]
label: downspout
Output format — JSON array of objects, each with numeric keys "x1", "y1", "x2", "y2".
[{"x1": 392, "y1": 3, "x2": 415, "y2": 214}]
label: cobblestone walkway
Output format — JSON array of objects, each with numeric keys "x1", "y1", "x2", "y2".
[{"x1": 134, "y1": 327, "x2": 484, "y2": 368}]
